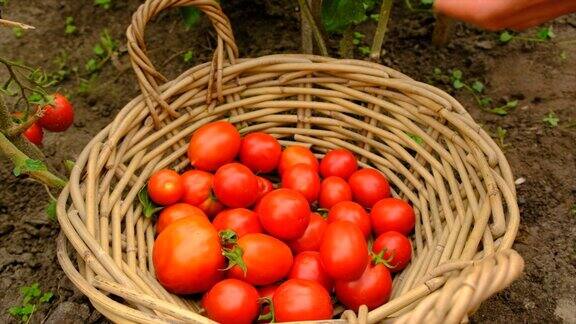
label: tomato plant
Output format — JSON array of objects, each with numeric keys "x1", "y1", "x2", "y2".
[
  {"x1": 278, "y1": 146, "x2": 318, "y2": 174},
  {"x1": 256, "y1": 189, "x2": 311, "y2": 240},
  {"x1": 281, "y1": 163, "x2": 321, "y2": 203},
  {"x1": 373, "y1": 231, "x2": 412, "y2": 272},
  {"x1": 212, "y1": 208, "x2": 262, "y2": 237},
  {"x1": 335, "y1": 263, "x2": 392, "y2": 311},
  {"x1": 187, "y1": 121, "x2": 241, "y2": 171},
  {"x1": 319, "y1": 176, "x2": 352, "y2": 209},
  {"x1": 147, "y1": 169, "x2": 183, "y2": 206},
  {"x1": 319, "y1": 148, "x2": 357, "y2": 179},
  {"x1": 202, "y1": 279, "x2": 260, "y2": 324},
  {"x1": 320, "y1": 220, "x2": 369, "y2": 280},
  {"x1": 348, "y1": 168, "x2": 391, "y2": 208},
  {"x1": 370, "y1": 198, "x2": 415, "y2": 236},
  {"x1": 180, "y1": 170, "x2": 223, "y2": 217},
  {"x1": 273, "y1": 279, "x2": 333, "y2": 322},
  {"x1": 213, "y1": 163, "x2": 259, "y2": 208},
  {"x1": 156, "y1": 203, "x2": 206, "y2": 235},
  {"x1": 38, "y1": 93, "x2": 74, "y2": 132},
  {"x1": 153, "y1": 217, "x2": 224, "y2": 294},
  {"x1": 289, "y1": 212, "x2": 327, "y2": 254},
  {"x1": 288, "y1": 251, "x2": 334, "y2": 292},
  {"x1": 327, "y1": 201, "x2": 371, "y2": 239},
  {"x1": 239, "y1": 132, "x2": 282, "y2": 173}
]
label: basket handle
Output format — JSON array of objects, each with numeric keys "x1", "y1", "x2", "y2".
[{"x1": 126, "y1": 0, "x2": 239, "y2": 124}]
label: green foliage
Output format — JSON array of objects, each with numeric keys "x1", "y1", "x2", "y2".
[
  {"x1": 406, "y1": 133, "x2": 423, "y2": 145},
  {"x1": 138, "y1": 185, "x2": 163, "y2": 218},
  {"x1": 486, "y1": 100, "x2": 518, "y2": 116},
  {"x1": 537, "y1": 26, "x2": 555, "y2": 40},
  {"x1": 12, "y1": 27, "x2": 23, "y2": 38},
  {"x1": 542, "y1": 112, "x2": 559, "y2": 127},
  {"x1": 94, "y1": 0, "x2": 112, "y2": 9},
  {"x1": 47, "y1": 51, "x2": 71, "y2": 85},
  {"x1": 183, "y1": 50, "x2": 194, "y2": 63},
  {"x1": 495, "y1": 126, "x2": 508, "y2": 148},
  {"x1": 499, "y1": 31, "x2": 513, "y2": 43},
  {"x1": 451, "y1": 69, "x2": 464, "y2": 89},
  {"x1": 352, "y1": 32, "x2": 365, "y2": 45},
  {"x1": 358, "y1": 46, "x2": 371, "y2": 56},
  {"x1": 85, "y1": 29, "x2": 119, "y2": 74},
  {"x1": 322, "y1": 0, "x2": 376, "y2": 33},
  {"x1": 65, "y1": 16, "x2": 77, "y2": 35},
  {"x1": 45, "y1": 199, "x2": 57, "y2": 222},
  {"x1": 499, "y1": 27, "x2": 555, "y2": 44},
  {"x1": 8, "y1": 283, "x2": 53, "y2": 323},
  {"x1": 180, "y1": 7, "x2": 202, "y2": 29},
  {"x1": 471, "y1": 81, "x2": 485, "y2": 94},
  {"x1": 13, "y1": 159, "x2": 47, "y2": 177}
]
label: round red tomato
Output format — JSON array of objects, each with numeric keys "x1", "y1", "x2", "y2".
[
  {"x1": 320, "y1": 220, "x2": 368, "y2": 280},
  {"x1": 147, "y1": 169, "x2": 183, "y2": 206},
  {"x1": 212, "y1": 208, "x2": 262, "y2": 238},
  {"x1": 370, "y1": 198, "x2": 415, "y2": 236},
  {"x1": 214, "y1": 163, "x2": 259, "y2": 208},
  {"x1": 180, "y1": 170, "x2": 223, "y2": 217},
  {"x1": 153, "y1": 217, "x2": 224, "y2": 294},
  {"x1": 348, "y1": 168, "x2": 391, "y2": 208},
  {"x1": 227, "y1": 233, "x2": 293, "y2": 286},
  {"x1": 327, "y1": 201, "x2": 371, "y2": 239},
  {"x1": 335, "y1": 264, "x2": 392, "y2": 311},
  {"x1": 281, "y1": 164, "x2": 321, "y2": 203},
  {"x1": 187, "y1": 121, "x2": 241, "y2": 171},
  {"x1": 289, "y1": 213, "x2": 327, "y2": 254},
  {"x1": 278, "y1": 146, "x2": 318, "y2": 174},
  {"x1": 373, "y1": 231, "x2": 412, "y2": 272},
  {"x1": 320, "y1": 149, "x2": 357, "y2": 180},
  {"x1": 156, "y1": 203, "x2": 206, "y2": 235},
  {"x1": 319, "y1": 176, "x2": 352, "y2": 209},
  {"x1": 240, "y1": 132, "x2": 282, "y2": 173},
  {"x1": 255, "y1": 176, "x2": 274, "y2": 204},
  {"x1": 38, "y1": 93, "x2": 74, "y2": 132},
  {"x1": 273, "y1": 279, "x2": 333, "y2": 322},
  {"x1": 12, "y1": 113, "x2": 44, "y2": 146},
  {"x1": 288, "y1": 251, "x2": 333, "y2": 292},
  {"x1": 256, "y1": 189, "x2": 311, "y2": 240},
  {"x1": 202, "y1": 279, "x2": 260, "y2": 324}
]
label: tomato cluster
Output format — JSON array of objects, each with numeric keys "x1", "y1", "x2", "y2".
[
  {"x1": 13, "y1": 93, "x2": 75, "y2": 146},
  {"x1": 148, "y1": 121, "x2": 416, "y2": 323}
]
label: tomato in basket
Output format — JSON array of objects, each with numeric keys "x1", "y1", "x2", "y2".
[
  {"x1": 288, "y1": 251, "x2": 334, "y2": 292},
  {"x1": 373, "y1": 231, "x2": 413, "y2": 272},
  {"x1": 273, "y1": 279, "x2": 333, "y2": 322},
  {"x1": 327, "y1": 201, "x2": 371, "y2": 239},
  {"x1": 281, "y1": 163, "x2": 321, "y2": 203},
  {"x1": 240, "y1": 132, "x2": 282, "y2": 173},
  {"x1": 147, "y1": 169, "x2": 183, "y2": 206},
  {"x1": 370, "y1": 198, "x2": 415, "y2": 236},
  {"x1": 187, "y1": 121, "x2": 241, "y2": 171},
  {"x1": 180, "y1": 170, "x2": 223, "y2": 217},
  {"x1": 319, "y1": 220, "x2": 369, "y2": 280},
  {"x1": 257, "y1": 188, "x2": 311, "y2": 240},
  {"x1": 319, "y1": 148, "x2": 358, "y2": 180},
  {"x1": 156, "y1": 203, "x2": 206, "y2": 235},
  {"x1": 348, "y1": 168, "x2": 391, "y2": 208},
  {"x1": 202, "y1": 279, "x2": 260, "y2": 324},
  {"x1": 318, "y1": 176, "x2": 353, "y2": 209},
  {"x1": 212, "y1": 208, "x2": 262, "y2": 238},
  {"x1": 335, "y1": 262, "x2": 393, "y2": 311},
  {"x1": 278, "y1": 146, "x2": 318, "y2": 174},
  {"x1": 289, "y1": 212, "x2": 328, "y2": 254},
  {"x1": 213, "y1": 163, "x2": 259, "y2": 208}
]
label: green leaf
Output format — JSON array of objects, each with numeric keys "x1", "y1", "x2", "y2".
[
  {"x1": 182, "y1": 50, "x2": 194, "y2": 63},
  {"x1": 358, "y1": 46, "x2": 371, "y2": 56},
  {"x1": 451, "y1": 69, "x2": 462, "y2": 80},
  {"x1": 322, "y1": 0, "x2": 367, "y2": 33},
  {"x1": 499, "y1": 31, "x2": 514, "y2": 43},
  {"x1": 12, "y1": 27, "x2": 23, "y2": 38},
  {"x1": 433, "y1": 67, "x2": 442, "y2": 76},
  {"x1": 506, "y1": 100, "x2": 518, "y2": 108},
  {"x1": 45, "y1": 199, "x2": 57, "y2": 222},
  {"x1": 560, "y1": 51, "x2": 568, "y2": 60},
  {"x1": 27, "y1": 92, "x2": 45, "y2": 105},
  {"x1": 100, "y1": 30, "x2": 117, "y2": 52},
  {"x1": 421, "y1": 0, "x2": 434, "y2": 5},
  {"x1": 406, "y1": 133, "x2": 423, "y2": 145},
  {"x1": 452, "y1": 79, "x2": 464, "y2": 90},
  {"x1": 85, "y1": 58, "x2": 99, "y2": 73},
  {"x1": 471, "y1": 81, "x2": 485, "y2": 93},
  {"x1": 542, "y1": 112, "x2": 559, "y2": 127},
  {"x1": 362, "y1": 0, "x2": 377, "y2": 11},
  {"x1": 354, "y1": 32, "x2": 365, "y2": 39},
  {"x1": 486, "y1": 107, "x2": 509, "y2": 116},
  {"x1": 65, "y1": 25, "x2": 77, "y2": 34},
  {"x1": 94, "y1": 0, "x2": 111, "y2": 9},
  {"x1": 370, "y1": 14, "x2": 379, "y2": 22},
  {"x1": 537, "y1": 26, "x2": 554, "y2": 40},
  {"x1": 39, "y1": 292, "x2": 53, "y2": 303},
  {"x1": 138, "y1": 185, "x2": 163, "y2": 218},
  {"x1": 479, "y1": 97, "x2": 493, "y2": 107},
  {"x1": 13, "y1": 159, "x2": 47, "y2": 177},
  {"x1": 180, "y1": 7, "x2": 202, "y2": 29},
  {"x1": 93, "y1": 44, "x2": 105, "y2": 56}
]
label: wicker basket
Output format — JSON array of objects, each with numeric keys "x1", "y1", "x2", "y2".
[{"x1": 56, "y1": 0, "x2": 524, "y2": 323}]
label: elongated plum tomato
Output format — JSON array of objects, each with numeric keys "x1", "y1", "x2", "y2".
[
  {"x1": 335, "y1": 263, "x2": 392, "y2": 311},
  {"x1": 156, "y1": 203, "x2": 206, "y2": 235},
  {"x1": 289, "y1": 213, "x2": 327, "y2": 254},
  {"x1": 214, "y1": 163, "x2": 259, "y2": 208},
  {"x1": 373, "y1": 231, "x2": 412, "y2": 272},
  {"x1": 319, "y1": 176, "x2": 352, "y2": 209},
  {"x1": 256, "y1": 189, "x2": 311, "y2": 240},
  {"x1": 147, "y1": 169, "x2": 183, "y2": 206},
  {"x1": 180, "y1": 170, "x2": 223, "y2": 217},
  {"x1": 278, "y1": 146, "x2": 319, "y2": 174},
  {"x1": 212, "y1": 208, "x2": 262, "y2": 237},
  {"x1": 320, "y1": 149, "x2": 358, "y2": 180},
  {"x1": 273, "y1": 279, "x2": 333, "y2": 322},
  {"x1": 153, "y1": 217, "x2": 224, "y2": 294},
  {"x1": 239, "y1": 132, "x2": 282, "y2": 173},
  {"x1": 320, "y1": 220, "x2": 368, "y2": 280},
  {"x1": 288, "y1": 251, "x2": 333, "y2": 292},
  {"x1": 255, "y1": 176, "x2": 274, "y2": 204},
  {"x1": 38, "y1": 93, "x2": 74, "y2": 132},
  {"x1": 281, "y1": 164, "x2": 321, "y2": 203},
  {"x1": 12, "y1": 113, "x2": 43, "y2": 146},
  {"x1": 348, "y1": 168, "x2": 391, "y2": 208},
  {"x1": 202, "y1": 279, "x2": 260, "y2": 324},
  {"x1": 228, "y1": 233, "x2": 293, "y2": 286},
  {"x1": 370, "y1": 198, "x2": 415, "y2": 236},
  {"x1": 327, "y1": 201, "x2": 371, "y2": 239},
  {"x1": 187, "y1": 121, "x2": 240, "y2": 171}
]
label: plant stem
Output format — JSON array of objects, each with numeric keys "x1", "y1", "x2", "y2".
[
  {"x1": 297, "y1": 0, "x2": 328, "y2": 56},
  {"x1": 300, "y1": 0, "x2": 314, "y2": 54},
  {"x1": 0, "y1": 18, "x2": 35, "y2": 30},
  {"x1": 432, "y1": 14, "x2": 454, "y2": 46},
  {"x1": 339, "y1": 27, "x2": 355, "y2": 58},
  {"x1": 370, "y1": 0, "x2": 393, "y2": 61},
  {"x1": 6, "y1": 107, "x2": 44, "y2": 137}
]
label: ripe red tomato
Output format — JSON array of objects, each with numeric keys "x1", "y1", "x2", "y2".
[
  {"x1": 38, "y1": 93, "x2": 74, "y2": 132},
  {"x1": 320, "y1": 149, "x2": 358, "y2": 180},
  {"x1": 258, "y1": 284, "x2": 279, "y2": 323},
  {"x1": 273, "y1": 279, "x2": 333, "y2": 322},
  {"x1": 348, "y1": 168, "x2": 391, "y2": 208},
  {"x1": 212, "y1": 208, "x2": 262, "y2": 237},
  {"x1": 147, "y1": 169, "x2": 183, "y2": 206},
  {"x1": 202, "y1": 279, "x2": 260, "y2": 324},
  {"x1": 370, "y1": 198, "x2": 415, "y2": 236},
  {"x1": 156, "y1": 203, "x2": 206, "y2": 235},
  {"x1": 256, "y1": 189, "x2": 311, "y2": 240},
  {"x1": 239, "y1": 132, "x2": 282, "y2": 173},
  {"x1": 335, "y1": 263, "x2": 392, "y2": 311},
  {"x1": 180, "y1": 170, "x2": 222, "y2": 217},
  {"x1": 255, "y1": 176, "x2": 274, "y2": 204},
  {"x1": 153, "y1": 217, "x2": 224, "y2": 294},
  {"x1": 320, "y1": 220, "x2": 368, "y2": 280},
  {"x1": 288, "y1": 251, "x2": 333, "y2": 292},
  {"x1": 327, "y1": 201, "x2": 371, "y2": 239},
  {"x1": 228, "y1": 233, "x2": 293, "y2": 286},
  {"x1": 319, "y1": 176, "x2": 352, "y2": 209},
  {"x1": 23, "y1": 123, "x2": 43, "y2": 146},
  {"x1": 278, "y1": 146, "x2": 318, "y2": 174},
  {"x1": 289, "y1": 213, "x2": 327, "y2": 254},
  {"x1": 281, "y1": 164, "x2": 321, "y2": 203},
  {"x1": 187, "y1": 121, "x2": 241, "y2": 171},
  {"x1": 214, "y1": 163, "x2": 259, "y2": 208},
  {"x1": 373, "y1": 231, "x2": 412, "y2": 272}
]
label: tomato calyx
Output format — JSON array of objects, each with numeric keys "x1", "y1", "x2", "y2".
[
  {"x1": 257, "y1": 297, "x2": 275, "y2": 322},
  {"x1": 315, "y1": 208, "x2": 329, "y2": 218},
  {"x1": 371, "y1": 249, "x2": 395, "y2": 269},
  {"x1": 220, "y1": 230, "x2": 247, "y2": 275},
  {"x1": 219, "y1": 229, "x2": 238, "y2": 246}
]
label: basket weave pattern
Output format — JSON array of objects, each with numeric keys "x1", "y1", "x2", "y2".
[{"x1": 56, "y1": 0, "x2": 524, "y2": 323}]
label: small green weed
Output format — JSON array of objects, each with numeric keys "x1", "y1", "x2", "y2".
[
  {"x1": 12, "y1": 27, "x2": 23, "y2": 38},
  {"x1": 65, "y1": 16, "x2": 77, "y2": 35},
  {"x1": 85, "y1": 29, "x2": 119, "y2": 74},
  {"x1": 94, "y1": 0, "x2": 112, "y2": 9},
  {"x1": 182, "y1": 50, "x2": 194, "y2": 63},
  {"x1": 542, "y1": 112, "x2": 559, "y2": 127},
  {"x1": 8, "y1": 283, "x2": 53, "y2": 323},
  {"x1": 499, "y1": 26, "x2": 555, "y2": 44}
]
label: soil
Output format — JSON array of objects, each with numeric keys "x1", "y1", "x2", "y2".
[{"x1": 1, "y1": 0, "x2": 575, "y2": 323}]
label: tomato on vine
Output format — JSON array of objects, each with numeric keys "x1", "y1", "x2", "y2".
[{"x1": 38, "y1": 93, "x2": 74, "y2": 132}]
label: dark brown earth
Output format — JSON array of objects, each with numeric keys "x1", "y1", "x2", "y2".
[{"x1": 1, "y1": 1, "x2": 575, "y2": 323}]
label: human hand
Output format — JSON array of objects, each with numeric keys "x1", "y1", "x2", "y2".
[{"x1": 434, "y1": 0, "x2": 576, "y2": 30}]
